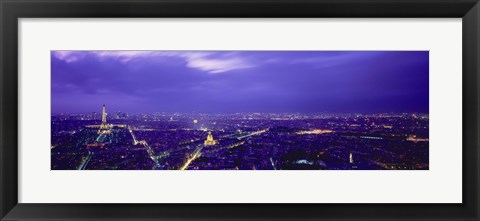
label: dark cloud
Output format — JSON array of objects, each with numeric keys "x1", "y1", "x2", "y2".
[{"x1": 51, "y1": 51, "x2": 428, "y2": 114}]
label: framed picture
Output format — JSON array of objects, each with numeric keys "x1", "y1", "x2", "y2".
[{"x1": 1, "y1": 0, "x2": 479, "y2": 220}]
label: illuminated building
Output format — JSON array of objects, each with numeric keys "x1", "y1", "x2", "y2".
[
  {"x1": 349, "y1": 152, "x2": 353, "y2": 164},
  {"x1": 406, "y1": 135, "x2": 429, "y2": 142},
  {"x1": 101, "y1": 104, "x2": 107, "y2": 126},
  {"x1": 84, "y1": 105, "x2": 127, "y2": 132},
  {"x1": 193, "y1": 119, "x2": 198, "y2": 124},
  {"x1": 204, "y1": 131, "x2": 218, "y2": 146},
  {"x1": 296, "y1": 129, "x2": 334, "y2": 135},
  {"x1": 98, "y1": 104, "x2": 112, "y2": 134}
]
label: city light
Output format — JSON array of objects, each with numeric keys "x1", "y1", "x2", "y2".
[{"x1": 51, "y1": 105, "x2": 429, "y2": 170}]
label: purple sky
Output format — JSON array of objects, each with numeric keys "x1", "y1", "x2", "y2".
[{"x1": 51, "y1": 51, "x2": 428, "y2": 114}]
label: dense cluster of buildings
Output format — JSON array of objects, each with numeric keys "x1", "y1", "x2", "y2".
[{"x1": 51, "y1": 105, "x2": 429, "y2": 170}]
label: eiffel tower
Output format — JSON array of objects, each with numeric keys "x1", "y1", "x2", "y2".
[{"x1": 98, "y1": 104, "x2": 112, "y2": 134}]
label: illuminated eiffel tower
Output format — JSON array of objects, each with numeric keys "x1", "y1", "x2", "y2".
[
  {"x1": 98, "y1": 104, "x2": 112, "y2": 134},
  {"x1": 85, "y1": 104, "x2": 126, "y2": 132}
]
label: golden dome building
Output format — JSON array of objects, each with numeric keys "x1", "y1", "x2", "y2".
[{"x1": 204, "y1": 131, "x2": 218, "y2": 146}]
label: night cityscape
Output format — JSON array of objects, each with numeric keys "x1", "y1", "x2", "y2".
[{"x1": 51, "y1": 51, "x2": 429, "y2": 170}]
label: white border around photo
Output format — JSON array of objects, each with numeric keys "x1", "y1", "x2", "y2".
[{"x1": 18, "y1": 18, "x2": 462, "y2": 203}]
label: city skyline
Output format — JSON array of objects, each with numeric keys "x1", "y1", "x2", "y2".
[
  {"x1": 51, "y1": 105, "x2": 429, "y2": 170},
  {"x1": 51, "y1": 51, "x2": 429, "y2": 114}
]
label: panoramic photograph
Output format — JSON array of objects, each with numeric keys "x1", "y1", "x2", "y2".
[{"x1": 51, "y1": 50, "x2": 429, "y2": 170}]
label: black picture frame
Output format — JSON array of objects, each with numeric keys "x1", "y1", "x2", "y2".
[{"x1": 1, "y1": 0, "x2": 479, "y2": 220}]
